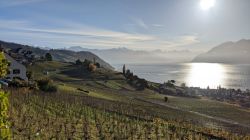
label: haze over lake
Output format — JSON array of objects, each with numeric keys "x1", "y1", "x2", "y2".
[{"x1": 115, "y1": 63, "x2": 250, "y2": 90}]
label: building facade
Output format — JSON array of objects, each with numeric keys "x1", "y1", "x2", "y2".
[{"x1": 4, "y1": 53, "x2": 28, "y2": 81}]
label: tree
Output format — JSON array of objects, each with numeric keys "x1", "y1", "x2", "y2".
[
  {"x1": 164, "y1": 97, "x2": 168, "y2": 102},
  {"x1": 83, "y1": 59, "x2": 92, "y2": 66},
  {"x1": 95, "y1": 62, "x2": 101, "y2": 68},
  {"x1": 88, "y1": 63, "x2": 97, "y2": 72},
  {"x1": 0, "y1": 52, "x2": 10, "y2": 139},
  {"x1": 0, "y1": 52, "x2": 8, "y2": 77},
  {"x1": 137, "y1": 79, "x2": 149, "y2": 90},
  {"x1": 75, "y1": 59, "x2": 82, "y2": 65},
  {"x1": 165, "y1": 80, "x2": 175, "y2": 87},
  {"x1": 45, "y1": 53, "x2": 53, "y2": 61},
  {"x1": 180, "y1": 83, "x2": 186, "y2": 88},
  {"x1": 37, "y1": 78, "x2": 57, "y2": 92},
  {"x1": 122, "y1": 64, "x2": 126, "y2": 75},
  {"x1": 170, "y1": 80, "x2": 176, "y2": 84}
]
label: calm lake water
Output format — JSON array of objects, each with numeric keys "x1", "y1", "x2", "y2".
[{"x1": 114, "y1": 63, "x2": 250, "y2": 90}]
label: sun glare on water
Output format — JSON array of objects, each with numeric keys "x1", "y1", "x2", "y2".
[
  {"x1": 186, "y1": 63, "x2": 225, "y2": 89},
  {"x1": 200, "y1": 0, "x2": 216, "y2": 11}
]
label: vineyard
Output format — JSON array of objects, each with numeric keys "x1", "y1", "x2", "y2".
[{"x1": 7, "y1": 88, "x2": 250, "y2": 140}]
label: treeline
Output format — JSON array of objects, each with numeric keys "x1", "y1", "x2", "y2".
[
  {"x1": 122, "y1": 64, "x2": 149, "y2": 90},
  {"x1": 75, "y1": 58, "x2": 100, "y2": 72}
]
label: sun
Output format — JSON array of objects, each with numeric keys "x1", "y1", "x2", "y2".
[{"x1": 200, "y1": 0, "x2": 216, "y2": 11}]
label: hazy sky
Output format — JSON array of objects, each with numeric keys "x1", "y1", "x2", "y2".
[{"x1": 0, "y1": 0, "x2": 249, "y2": 51}]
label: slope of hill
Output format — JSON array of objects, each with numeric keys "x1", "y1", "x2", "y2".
[
  {"x1": 193, "y1": 39, "x2": 250, "y2": 64},
  {"x1": 0, "y1": 56, "x2": 249, "y2": 138},
  {"x1": 0, "y1": 40, "x2": 114, "y2": 69}
]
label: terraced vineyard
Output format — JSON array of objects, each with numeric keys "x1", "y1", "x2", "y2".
[
  {"x1": 1, "y1": 61, "x2": 248, "y2": 139},
  {"x1": 7, "y1": 89, "x2": 249, "y2": 139}
]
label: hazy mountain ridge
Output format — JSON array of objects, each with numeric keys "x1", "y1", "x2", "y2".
[
  {"x1": 193, "y1": 39, "x2": 250, "y2": 64},
  {"x1": 68, "y1": 46, "x2": 199, "y2": 64},
  {"x1": 0, "y1": 40, "x2": 114, "y2": 69}
]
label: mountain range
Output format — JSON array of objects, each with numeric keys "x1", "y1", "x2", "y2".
[
  {"x1": 67, "y1": 46, "x2": 200, "y2": 65},
  {"x1": 193, "y1": 39, "x2": 250, "y2": 64}
]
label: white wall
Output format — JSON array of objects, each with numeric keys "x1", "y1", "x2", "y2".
[{"x1": 4, "y1": 53, "x2": 28, "y2": 81}]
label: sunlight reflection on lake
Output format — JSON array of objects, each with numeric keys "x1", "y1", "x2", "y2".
[
  {"x1": 186, "y1": 63, "x2": 226, "y2": 88},
  {"x1": 114, "y1": 63, "x2": 250, "y2": 90}
]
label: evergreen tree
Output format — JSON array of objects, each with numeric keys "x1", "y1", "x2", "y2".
[
  {"x1": 122, "y1": 64, "x2": 126, "y2": 75},
  {"x1": 45, "y1": 53, "x2": 53, "y2": 61},
  {"x1": 75, "y1": 59, "x2": 82, "y2": 65}
]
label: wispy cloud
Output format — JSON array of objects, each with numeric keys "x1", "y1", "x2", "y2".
[
  {"x1": 152, "y1": 24, "x2": 164, "y2": 28},
  {"x1": 0, "y1": 19, "x2": 155, "y2": 48},
  {"x1": 156, "y1": 35, "x2": 200, "y2": 48},
  {"x1": 131, "y1": 18, "x2": 148, "y2": 29},
  {"x1": 0, "y1": 19, "x2": 199, "y2": 50}
]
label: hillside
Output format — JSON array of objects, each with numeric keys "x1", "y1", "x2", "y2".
[
  {"x1": 193, "y1": 39, "x2": 250, "y2": 64},
  {"x1": 0, "y1": 40, "x2": 114, "y2": 69},
  {"x1": 0, "y1": 58, "x2": 247, "y2": 138}
]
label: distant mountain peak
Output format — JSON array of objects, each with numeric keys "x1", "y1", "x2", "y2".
[
  {"x1": 238, "y1": 39, "x2": 249, "y2": 42},
  {"x1": 193, "y1": 39, "x2": 250, "y2": 64}
]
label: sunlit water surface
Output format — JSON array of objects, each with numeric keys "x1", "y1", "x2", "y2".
[{"x1": 114, "y1": 63, "x2": 250, "y2": 90}]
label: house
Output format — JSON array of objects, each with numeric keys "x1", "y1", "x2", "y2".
[{"x1": 4, "y1": 53, "x2": 28, "y2": 81}]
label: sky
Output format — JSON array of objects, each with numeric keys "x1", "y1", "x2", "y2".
[{"x1": 0, "y1": 0, "x2": 250, "y2": 52}]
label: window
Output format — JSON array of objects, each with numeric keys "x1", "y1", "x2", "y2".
[{"x1": 13, "y1": 69, "x2": 20, "y2": 74}]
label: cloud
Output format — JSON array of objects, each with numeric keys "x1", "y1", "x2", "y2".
[
  {"x1": 0, "y1": 19, "x2": 199, "y2": 50},
  {"x1": 0, "y1": 19, "x2": 155, "y2": 48},
  {"x1": 133, "y1": 35, "x2": 200, "y2": 50},
  {"x1": 152, "y1": 24, "x2": 164, "y2": 28},
  {"x1": 176, "y1": 35, "x2": 200, "y2": 46},
  {"x1": 131, "y1": 18, "x2": 148, "y2": 29}
]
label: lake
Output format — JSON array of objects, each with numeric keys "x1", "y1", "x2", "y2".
[{"x1": 114, "y1": 63, "x2": 250, "y2": 90}]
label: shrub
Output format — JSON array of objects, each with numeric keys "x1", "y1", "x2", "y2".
[
  {"x1": 8, "y1": 78, "x2": 37, "y2": 89},
  {"x1": 45, "y1": 53, "x2": 53, "y2": 61},
  {"x1": 164, "y1": 96, "x2": 168, "y2": 102},
  {"x1": 9, "y1": 79, "x2": 28, "y2": 88},
  {"x1": 0, "y1": 91, "x2": 10, "y2": 139},
  {"x1": 37, "y1": 78, "x2": 57, "y2": 92},
  {"x1": 95, "y1": 62, "x2": 101, "y2": 68}
]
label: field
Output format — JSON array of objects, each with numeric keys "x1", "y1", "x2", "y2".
[{"x1": 6, "y1": 61, "x2": 250, "y2": 139}]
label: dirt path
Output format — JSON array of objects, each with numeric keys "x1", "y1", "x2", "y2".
[{"x1": 135, "y1": 97, "x2": 250, "y2": 128}]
